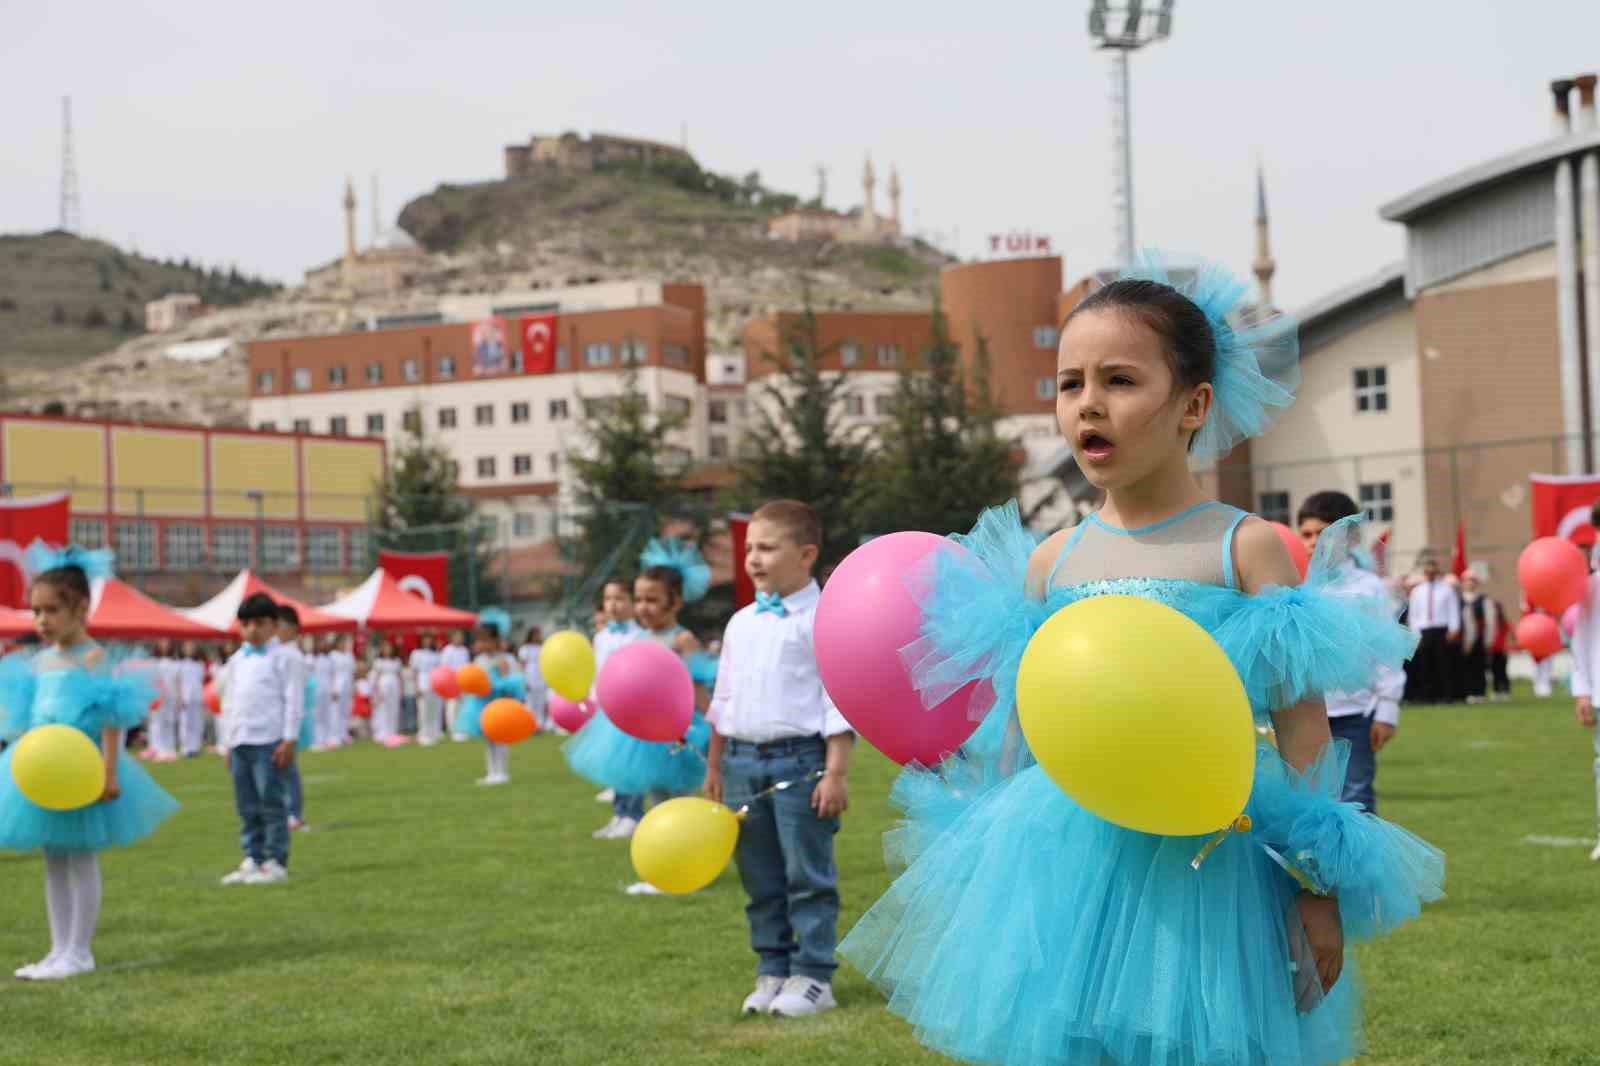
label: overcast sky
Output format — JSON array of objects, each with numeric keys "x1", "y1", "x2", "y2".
[{"x1": 5, "y1": 2, "x2": 1600, "y2": 313}]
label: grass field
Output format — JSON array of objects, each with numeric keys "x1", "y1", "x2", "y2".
[{"x1": 3, "y1": 692, "x2": 1598, "y2": 1066}]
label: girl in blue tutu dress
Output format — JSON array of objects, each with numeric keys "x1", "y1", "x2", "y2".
[
  {"x1": 563, "y1": 539, "x2": 716, "y2": 844},
  {"x1": 0, "y1": 545, "x2": 179, "y2": 981},
  {"x1": 455, "y1": 616, "x2": 527, "y2": 786},
  {"x1": 840, "y1": 260, "x2": 1445, "y2": 1066}
]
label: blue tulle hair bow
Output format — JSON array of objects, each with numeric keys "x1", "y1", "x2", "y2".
[
  {"x1": 477, "y1": 606, "x2": 512, "y2": 639},
  {"x1": 639, "y1": 537, "x2": 711, "y2": 604},
  {"x1": 25, "y1": 539, "x2": 115, "y2": 580},
  {"x1": 1109, "y1": 251, "x2": 1300, "y2": 464}
]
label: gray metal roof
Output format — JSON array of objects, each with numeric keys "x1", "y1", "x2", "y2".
[
  {"x1": 1295, "y1": 262, "x2": 1406, "y2": 340},
  {"x1": 1380, "y1": 128, "x2": 1600, "y2": 223}
]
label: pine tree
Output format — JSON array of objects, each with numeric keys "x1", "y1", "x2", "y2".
[{"x1": 732, "y1": 302, "x2": 872, "y2": 568}]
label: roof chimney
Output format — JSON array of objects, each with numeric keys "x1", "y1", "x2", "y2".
[
  {"x1": 1553, "y1": 78, "x2": 1576, "y2": 137},
  {"x1": 1577, "y1": 74, "x2": 1599, "y2": 132}
]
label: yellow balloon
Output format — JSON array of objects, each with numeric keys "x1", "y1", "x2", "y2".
[
  {"x1": 540, "y1": 630, "x2": 596, "y2": 702},
  {"x1": 1016, "y1": 595, "x2": 1254, "y2": 836},
  {"x1": 630, "y1": 797, "x2": 741, "y2": 894},
  {"x1": 11, "y1": 724, "x2": 105, "y2": 811}
]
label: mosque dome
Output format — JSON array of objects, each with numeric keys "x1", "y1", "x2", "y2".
[{"x1": 372, "y1": 226, "x2": 420, "y2": 252}]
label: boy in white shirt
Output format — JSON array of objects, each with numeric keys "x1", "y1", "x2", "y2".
[
  {"x1": 439, "y1": 630, "x2": 472, "y2": 741},
  {"x1": 704, "y1": 500, "x2": 854, "y2": 1018},
  {"x1": 177, "y1": 641, "x2": 207, "y2": 757},
  {"x1": 409, "y1": 633, "x2": 444, "y2": 746},
  {"x1": 218, "y1": 593, "x2": 303, "y2": 886}
]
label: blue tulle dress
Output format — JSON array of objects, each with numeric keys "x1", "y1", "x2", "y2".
[
  {"x1": 840, "y1": 501, "x2": 1445, "y2": 1066},
  {"x1": 455, "y1": 657, "x2": 528, "y2": 740},
  {"x1": 561, "y1": 627, "x2": 711, "y2": 796},
  {"x1": 0, "y1": 644, "x2": 180, "y2": 852}
]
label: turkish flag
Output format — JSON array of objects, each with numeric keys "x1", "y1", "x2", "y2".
[
  {"x1": 520, "y1": 314, "x2": 558, "y2": 375},
  {"x1": 1450, "y1": 521, "x2": 1468, "y2": 577},
  {"x1": 1530, "y1": 473, "x2": 1600, "y2": 548},
  {"x1": 0, "y1": 492, "x2": 70, "y2": 608},
  {"x1": 729, "y1": 513, "x2": 755, "y2": 610},
  {"x1": 379, "y1": 549, "x2": 450, "y2": 606}
]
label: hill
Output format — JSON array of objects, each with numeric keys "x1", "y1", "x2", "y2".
[{"x1": 0, "y1": 231, "x2": 279, "y2": 369}]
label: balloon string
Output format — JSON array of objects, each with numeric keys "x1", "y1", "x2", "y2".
[
  {"x1": 733, "y1": 771, "x2": 826, "y2": 819},
  {"x1": 1189, "y1": 815, "x2": 1324, "y2": 895}
]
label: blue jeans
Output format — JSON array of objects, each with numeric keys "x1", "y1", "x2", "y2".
[
  {"x1": 285, "y1": 758, "x2": 304, "y2": 821},
  {"x1": 721, "y1": 736, "x2": 839, "y2": 981},
  {"x1": 1330, "y1": 713, "x2": 1377, "y2": 815},
  {"x1": 614, "y1": 793, "x2": 645, "y2": 821},
  {"x1": 230, "y1": 743, "x2": 290, "y2": 866}
]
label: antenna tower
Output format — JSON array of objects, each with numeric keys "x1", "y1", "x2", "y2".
[{"x1": 60, "y1": 97, "x2": 81, "y2": 233}]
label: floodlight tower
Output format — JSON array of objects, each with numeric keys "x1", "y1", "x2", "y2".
[{"x1": 1088, "y1": 1, "x2": 1174, "y2": 267}]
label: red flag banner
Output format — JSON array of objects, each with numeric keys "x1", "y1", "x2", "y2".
[
  {"x1": 1451, "y1": 520, "x2": 1468, "y2": 577},
  {"x1": 0, "y1": 492, "x2": 70, "y2": 608},
  {"x1": 1530, "y1": 473, "x2": 1600, "y2": 548},
  {"x1": 520, "y1": 314, "x2": 558, "y2": 375},
  {"x1": 729, "y1": 513, "x2": 754, "y2": 610},
  {"x1": 378, "y1": 549, "x2": 450, "y2": 606}
]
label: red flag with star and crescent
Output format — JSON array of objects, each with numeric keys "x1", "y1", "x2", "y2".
[{"x1": 520, "y1": 314, "x2": 558, "y2": 375}]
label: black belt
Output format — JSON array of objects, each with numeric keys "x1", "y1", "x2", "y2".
[{"x1": 724, "y1": 734, "x2": 824, "y2": 757}]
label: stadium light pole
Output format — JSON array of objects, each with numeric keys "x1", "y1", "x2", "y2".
[{"x1": 1088, "y1": 0, "x2": 1174, "y2": 268}]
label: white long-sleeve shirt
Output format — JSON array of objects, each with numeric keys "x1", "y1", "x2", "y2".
[
  {"x1": 707, "y1": 581, "x2": 852, "y2": 743},
  {"x1": 1326, "y1": 564, "x2": 1404, "y2": 727},
  {"x1": 1568, "y1": 574, "x2": 1600, "y2": 698},
  {"x1": 177, "y1": 657, "x2": 205, "y2": 706},
  {"x1": 409, "y1": 647, "x2": 441, "y2": 697},
  {"x1": 1407, "y1": 579, "x2": 1461, "y2": 635},
  {"x1": 220, "y1": 642, "x2": 304, "y2": 749}
]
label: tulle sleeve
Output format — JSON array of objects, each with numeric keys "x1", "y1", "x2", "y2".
[
  {"x1": 0, "y1": 651, "x2": 37, "y2": 740},
  {"x1": 90, "y1": 660, "x2": 160, "y2": 732},
  {"x1": 687, "y1": 651, "x2": 719, "y2": 690},
  {"x1": 1248, "y1": 743, "x2": 1445, "y2": 941},
  {"x1": 1212, "y1": 514, "x2": 1417, "y2": 712}
]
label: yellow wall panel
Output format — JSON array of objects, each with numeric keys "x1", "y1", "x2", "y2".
[
  {"x1": 210, "y1": 435, "x2": 298, "y2": 518},
  {"x1": 302, "y1": 439, "x2": 383, "y2": 522},
  {"x1": 111, "y1": 428, "x2": 205, "y2": 516},
  {"x1": 3, "y1": 422, "x2": 107, "y2": 512}
]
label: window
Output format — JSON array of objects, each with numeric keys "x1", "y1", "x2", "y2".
[
  {"x1": 1359, "y1": 482, "x2": 1394, "y2": 523},
  {"x1": 662, "y1": 446, "x2": 692, "y2": 472},
  {"x1": 402, "y1": 409, "x2": 421, "y2": 433},
  {"x1": 347, "y1": 528, "x2": 370, "y2": 567},
  {"x1": 255, "y1": 370, "x2": 274, "y2": 393},
  {"x1": 664, "y1": 344, "x2": 689, "y2": 367},
  {"x1": 162, "y1": 524, "x2": 205, "y2": 570},
  {"x1": 548, "y1": 399, "x2": 569, "y2": 420},
  {"x1": 874, "y1": 393, "x2": 898, "y2": 416},
  {"x1": 114, "y1": 521, "x2": 157, "y2": 571},
  {"x1": 403, "y1": 358, "x2": 420, "y2": 383},
  {"x1": 1353, "y1": 366, "x2": 1389, "y2": 413},
  {"x1": 257, "y1": 421, "x2": 276, "y2": 432},
  {"x1": 513, "y1": 453, "x2": 532, "y2": 476},
  {"x1": 619, "y1": 338, "x2": 649, "y2": 365},
  {"x1": 262, "y1": 526, "x2": 299, "y2": 573},
  {"x1": 844, "y1": 394, "x2": 865, "y2": 416},
  {"x1": 445, "y1": 460, "x2": 460, "y2": 482},
  {"x1": 876, "y1": 344, "x2": 901, "y2": 367},
  {"x1": 211, "y1": 526, "x2": 252, "y2": 571},
  {"x1": 1036, "y1": 377, "x2": 1055, "y2": 401},
  {"x1": 708, "y1": 400, "x2": 728, "y2": 424},
  {"x1": 663, "y1": 394, "x2": 692, "y2": 417},
  {"x1": 366, "y1": 412, "x2": 385, "y2": 435},
  {"x1": 474, "y1": 404, "x2": 494, "y2": 426},
  {"x1": 511, "y1": 401, "x2": 531, "y2": 424},
  {"x1": 513, "y1": 512, "x2": 536, "y2": 538},
  {"x1": 438, "y1": 407, "x2": 457, "y2": 430},
  {"x1": 328, "y1": 365, "x2": 346, "y2": 387},
  {"x1": 306, "y1": 528, "x2": 342, "y2": 572},
  {"x1": 584, "y1": 342, "x2": 612, "y2": 367},
  {"x1": 548, "y1": 453, "x2": 561, "y2": 474},
  {"x1": 292, "y1": 418, "x2": 311, "y2": 434},
  {"x1": 329, "y1": 415, "x2": 348, "y2": 436},
  {"x1": 477, "y1": 456, "x2": 497, "y2": 479},
  {"x1": 292, "y1": 368, "x2": 312, "y2": 391},
  {"x1": 437, "y1": 356, "x2": 456, "y2": 380},
  {"x1": 70, "y1": 519, "x2": 105, "y2": 549},
  {"x1": 582, "y1": 397, "x2": 618, "y2": 417},
  {"x1": 1033, "y1": 326, "x2": 1060, "y2": 350},
  {"x1": 841, "y1": 342, "x2": 861, "y2": 368},
  {"x1": 365, "y1": 362, "x2": 383, "y2": 385},
  {"x1": 709, "y1": 435, "x2": 729, "y2": 459},
  {"x1": 556, "y1": 346, "x2": 570, "y2": 371},
  {"x1": 1258, "y1": 491, "x2": 1291, "y2": 525}
]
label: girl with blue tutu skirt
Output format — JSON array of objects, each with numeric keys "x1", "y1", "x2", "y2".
[
  {"x1": 839, "y1": 258, "x2": 1445, "y2": 1066},
  {"x1": 455, "y1": 616, "x2": 527, "y2": 786},
  {"x1": 0, "y1": 544, "x2": 179, "y2": 981},
  {"x1": 273, "y1": 603, "x2": 316, "y2": 831}
]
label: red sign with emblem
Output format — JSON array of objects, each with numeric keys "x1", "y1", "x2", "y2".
[{"x1": 520, "y1": 314, "x2": 558, "y2": 375}]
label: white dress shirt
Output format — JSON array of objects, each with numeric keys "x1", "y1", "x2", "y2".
[
  {"x1": 221, "y1": 642, "x2": 304, "y2": 749},
  {"x1": 1326, "y1": 564, "x2": 1404, "y2": 727},
  {"x1": 409, "y1": 647, "x2": 441, "y2": 693},
  {"x1": 593, "y1": 621, "x2": 641, "y2": 675},
  {"x1": 1407, "y1": 579, "x2": 1461, "y2": 635},
  {"x1": 439, "y1": 643, "x2": 471, "y2": 671},
  {"x1": 330, "y1": 649, "x2": 356, "y2": 699},
  {"x1": 177, "y1": 657, "x2": 205, "y2": 706},
  {"x1": 1568, "y1": 574, "x2": 1600, "y2": 699},
  {"x1": 707, "y1": 581, "x2": 852, "y2": 742}
]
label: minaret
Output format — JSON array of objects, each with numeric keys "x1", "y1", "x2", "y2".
[
  {"x1": 1251, "y1": 163, "x2": 1276, "y2": 309},
  {"x1": 370, "y1": 172, "x2": 381, "y2": 249},
  {"x1": 862, "y1": 154, "x2": 877, "y2": 232},
  {"x1": 341, "y1": 176, "x2": 358, "y2": 284},
  {"x1": 888, "y1": 164, "x2": 902, "y2": 234}
]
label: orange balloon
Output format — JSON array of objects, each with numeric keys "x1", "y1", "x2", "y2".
[
  {"x1": 456, "y1": 663, "x2": 492, "y2": 698},
  {"x1": 1270, "y1": 521, "x2": 1310, "y2": 580},
  {"x1": 481, "y1": 698, "x2": 536, "y2": 744}
]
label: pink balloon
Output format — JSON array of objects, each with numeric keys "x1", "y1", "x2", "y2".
[
  {"x1": 1518, "y1": 613, "x2": 1563, "y2": 661},
  {"x1": 549, "y1": 693, "x2": 596, "y2": 733},
  {"x1": 1271, "y1": 522, "x2": 1310, "y2": 580},
  {"x1": 814, "y1": 532, "x2": 979, "y2": 767},
  {"x1": 1563, "y1": 603, "x2": 1582, "y2": 637},
  {"x1": 429, "y1": 665, "x2": 460, "y2": 699},
  {"x1": 595, "y1": 642, "x2": 693, "y2": 742},
  {"x1": 1518, "y1": 537, "x2": 1588, "y2": 614}
]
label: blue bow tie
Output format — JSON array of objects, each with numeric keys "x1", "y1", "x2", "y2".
[
  {"x1": 243, "y1": 644, "x2": 267, "y2": 657},
  {"x1": 606, "y1": 621, "x2": 630, "y2": 634},
  {"x1": 754, "y1": 591, "x2": 789, "y2": 618}
]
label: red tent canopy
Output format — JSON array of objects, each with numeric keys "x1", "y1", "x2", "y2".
[
  {"x1": 0, "y1": 607, "x2": 33, "y2": 640},
  {"x1": 182, "y1": 570, "x2": 357, "y2": 635},
  {"x1": 319, "y1": 569, "x2": 479, "y2": 631},
  {"x1": 88, "y1": 578, "x2": 228, "y2": 641}
]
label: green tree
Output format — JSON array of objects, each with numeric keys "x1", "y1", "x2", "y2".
[
  {"x1": 856, "y1": 301, "x2": 1020, "y2": 537},
  {"x1": 370, "y1": 407, "x2": 495, "y2": 608},
  {"x1": 732, "y1": 301, "x2": 872, "y2": 569}
]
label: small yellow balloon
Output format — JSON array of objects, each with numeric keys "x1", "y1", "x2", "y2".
[
  {"x1": 1016, "y1": 595, "x2": 1255, "y2": 836},
  {"x1": 11, "y1": 724, "x2": 105, "y2": 811},
  {"x1": 630, "y1": 797, "x2": 741, "y2": 894},
  {"x1": 540, "y1": 630, "x2": 596, "y2": 702}
]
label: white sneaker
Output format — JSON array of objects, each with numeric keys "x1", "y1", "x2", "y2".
[
  {"x1": 742, "y1": 975, "x2": 787, "y2": 1014},
  {"x1": 247, "y1": 860, "x2": 289, "y2": 884},
  {"x1": 610, "y1": 817, "x2": 638, "y2": 840},
  {"x1": 58, "y1": 952, "x2": 95, "y2": 978},
  {"x1": 220, "y1": 858, "x2": 260, "y2": 885},
  {"x1": 768, "y1": 976, "x2": 836, "y2": 1017},
  {"x1": 591, "y1": 816, "x2": 620, "y2": 839},
  {"x1": 624, "y1": 881, "x2": 666, "y2": 896},
  {"x1": 595, "y1": 788, "x2": 616, "y2": 803},
  {"x1": 451, "y1": 733, "x2": 469, "y2": 743},
  {"x1": 1589, "y1": 839, "x2": 1600, "y2": 862},
  {"x1": 14, "y1": 954, "x2": 60, "y2": 980}
]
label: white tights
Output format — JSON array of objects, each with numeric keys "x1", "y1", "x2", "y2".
[
  {"x1": 483, "y1": 741, "x2": 508, "y2": 779},
  {"x1": 42, "y1": 850, "x2": 101, "y2": 963}
]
